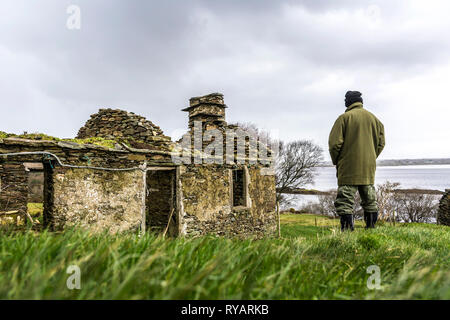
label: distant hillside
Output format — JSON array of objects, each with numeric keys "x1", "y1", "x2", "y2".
[{"x1": 320, "y1": 158, "x2": 450, "y2": 167}]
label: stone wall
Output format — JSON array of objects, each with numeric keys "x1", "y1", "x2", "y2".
[
  {"x1": 183, "y1": 208, "x2": 276, "y2": 239},
  {"x1": 49, "y1": 167, "x2": 145, "y2": 233},
  {"x1": 179, "y1": 165, "x2": 277, "y2": 238},
  {"x1": 0, "y1": 163, "x2": 28, "y2": 214},
  {"x1": 0, "y1": 137, "x2": 174, "y2": 168},
  {"x1": 0, "y1": 137, "x2": 175, "y2": 232},
  {"x1": 180, "y1": 165, "x2": 232, "y2": 222},
  {"x1": 437, "y1": 190, "x2": 450, "y2": 226},
  {"x1": 77, "y1": 108, "x2": 173, "y2": 150},
  {"x1": 248, "y1": 166, "x2": 277, "y2": 219},
  {"x1": 189, "y1": 93, "x2": 225, "y2": 107},
  {"x1": 0, "y1": 162, "x2": 28, "y2": 225}
]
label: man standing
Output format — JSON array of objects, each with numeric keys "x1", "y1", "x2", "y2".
[{"x1": 328, "y1": 91, "x2": 385, "y2": 231}]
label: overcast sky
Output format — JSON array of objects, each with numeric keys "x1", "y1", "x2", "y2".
[{"x1": 1, "y1": 0, "x2": 449, "y2": 160}]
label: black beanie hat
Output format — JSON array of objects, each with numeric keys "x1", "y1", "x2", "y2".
[{"x1": 345, "y1": 91, "x2": 363, "y2": 108}]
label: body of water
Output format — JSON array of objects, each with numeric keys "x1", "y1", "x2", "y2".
[{"x1": 286, "y1": 165, "x2": 450, "y2": 209}]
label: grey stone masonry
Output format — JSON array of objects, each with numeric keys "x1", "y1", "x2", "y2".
[
  {"x1": 77, "y1": 108, "x2": 172, "y2": 150},
  {"x1": 437, "y1": 189, "x2": 450, "y2": 226},
  {"x1": 182, "y1": 93, "x2": 227, "y2": 129}
]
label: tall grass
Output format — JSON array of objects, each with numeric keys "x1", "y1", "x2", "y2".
[{"x1": 0, "y1": 214, "x2": 448, "y2": 299}]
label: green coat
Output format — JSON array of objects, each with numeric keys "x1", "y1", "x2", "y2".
[{"x1": 328, "y1": 102, "x2": 385, "y2": 186}]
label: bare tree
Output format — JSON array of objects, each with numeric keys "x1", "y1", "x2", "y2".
[
  {"x1": 302, "y1": 180, "x2": 439, "y2": 224},
  {"x1": 275, "y1": 140, "x2": 323, "y2": 203},
  {"x1": 232, "y1": 122, "x2": 274, "y2": 146},
  {"x1": 376, "y1": 181, "x2": 401, "y2": 222},
  {"x1": 318, "y1": 190, "x2": 338, "y2": 217},
  {"x1": 395, "y1": 193, "x2": 438, "y2": 223}
]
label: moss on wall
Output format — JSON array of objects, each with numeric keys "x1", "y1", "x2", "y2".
[{"x1": 0, "y1": 131, "x2": 119, "y2": 149}]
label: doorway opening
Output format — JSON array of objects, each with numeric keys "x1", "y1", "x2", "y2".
[
  {"x1": 146, "y1": 169, "x2": 177, "y2": 236},
  {"x1": 24, "y1": 162, "x2": 44, "y2": 223},
  {"x1": 0, "y1": 160, "x2": 53, "y2": 227}
]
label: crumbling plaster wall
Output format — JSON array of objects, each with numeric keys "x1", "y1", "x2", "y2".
[
  {"x1": 247, "y1": 166, "x2": 277, "y2": 219},
  {"x1": 48, "y1": 167, "x2": 145, "y2": 233},
  {"x1": 180, "y1": 165, "x2": 232, "y2": 222},
  {"x1": 179, "y1": 164, "x2": 277, "y2": 238}
]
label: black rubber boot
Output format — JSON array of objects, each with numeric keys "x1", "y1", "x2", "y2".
[
  {"x1": 364, "y1": 211, "x2": 378, "y2": 228},
  {"x1": 340, "y1": 214, "x2": 354, "y2": 231},
  {"x1": 340, "y1": 215, "x2": 346, "y2": 231},
  {"x1": 364, "y1": 211, "x2": 372, "y2": 229},
  {"x1": 370, "y1": 212, "x2": 378, "y2": 228},
  {"x1": 348, "y1": 215, "x2": 354, "y2": 231}
]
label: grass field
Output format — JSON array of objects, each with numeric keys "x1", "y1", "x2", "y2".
[{"x1": 0, "y1": 213, "x2": 449, "y2": 299}]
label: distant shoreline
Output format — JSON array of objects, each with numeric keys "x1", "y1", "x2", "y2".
[
  {"x1": 319, "y1": 158, "x2": 450, "y2": 167},
  {"x1": 282, "y1": 188, "x2": 445, "y2": 195}
]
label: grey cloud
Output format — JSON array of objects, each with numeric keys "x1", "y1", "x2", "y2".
[{"x1": 0, "y1": 0, "x2": 449, "y2": 159}]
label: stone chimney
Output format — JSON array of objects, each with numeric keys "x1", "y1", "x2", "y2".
[{"x1": 182, "y1": 93, "x2": 227, "y2": 129}]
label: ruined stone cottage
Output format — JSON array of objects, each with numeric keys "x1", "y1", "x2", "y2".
[{"x1": 0, "y1": 93, "x2": 277, "y2": 237}]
